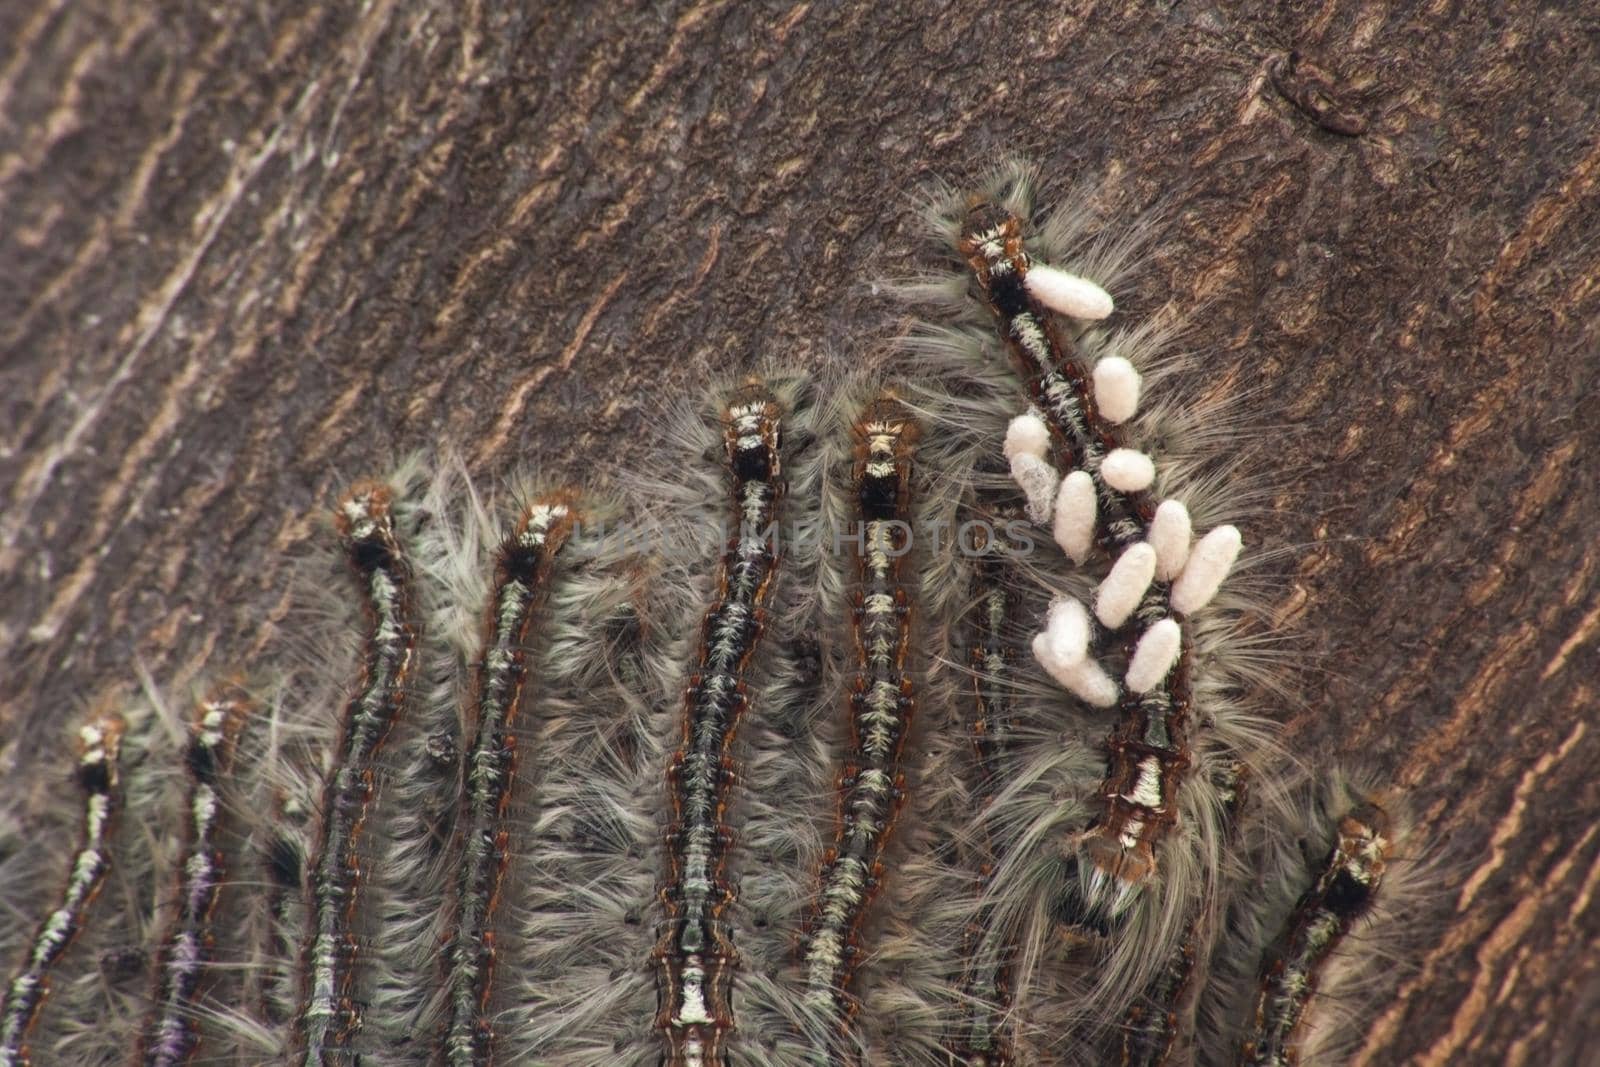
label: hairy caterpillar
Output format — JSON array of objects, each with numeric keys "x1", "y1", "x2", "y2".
[
  {"x1": 885, "y1": 160, "x2": 1421, "y2": 1064},
  {"x1": 800, "y1": 393, "x2": 922, "y2": 1032},
  {"x1": 138, "y1": 687, "x2": 252, "y2": 1067},
  {"x1": 1201, "y1": 771, "x2": 1429, "y2": 1067},
  {"x1": 296, "y1": 480, "x2": 421, "y2": 1062},
  {"x1": 442, "y1": 492, "x2": 580, "y2": 1064},
  {"x1": 1, "y1": 713, "x2": 124, "y2": 1065},
  {"x1": 655, "y1": 383, "x2": 789, "y2": 1065},
  {"x1": 0, "y1": 166, "x2": 1421, "y2": 1067},
  {"x1": 1239, "y1": 800, "x2": 1392, "y2": 1067}
]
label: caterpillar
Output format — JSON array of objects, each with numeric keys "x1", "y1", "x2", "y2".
[
  {"x1": 655, "y1": 383, "x2": 789, "y2": 1065},
  {"x1": 442, "y1": 492, "x2": 580, "y2": 1064},
  {"x1": 1, "y1": 713, "x2": 124, "y2": 1066},
  {"x1": 800, "y1": 394, "x2": 921, "y2": 1035},
  {"x1": 1238, "y1": 800, "x2": 1392, "y2": 1067},
  {"x1": 138, "y1": 687, "x2": 252, "y2": 1067},
  {"x1": 0, "y1": 166, "x2": 1423, "y2": 1067},
  {"x1": 296, "y1": 480, "x2": 422, "y2": 1063},
  {"x1": 1200, "y1": 771, "x2": 1428, "y2": 1067}
]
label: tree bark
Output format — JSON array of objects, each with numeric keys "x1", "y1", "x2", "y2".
[{"x1": 2, "y1": 2, "x2": 1597, "y2": 1064}]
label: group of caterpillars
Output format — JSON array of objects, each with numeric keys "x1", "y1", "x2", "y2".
[{"x1": 0, "y1": 163, "x2": 1421, "y2": 1066}]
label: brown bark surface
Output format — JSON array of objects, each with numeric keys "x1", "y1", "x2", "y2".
[{"x1": 2, "y1": 3, "x2": 1597, "y2": 1064}]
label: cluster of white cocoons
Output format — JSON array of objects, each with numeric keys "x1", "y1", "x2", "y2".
[
  {"x1": 1031, "y1": 513, "x2": 1242, "y2": 705},
  {"x1": 1003, "y1": 406, "x2": 1164, "y2": 569},
  {"x1": 997, "y1": 269, "x2": 1246, "y2": 706}
]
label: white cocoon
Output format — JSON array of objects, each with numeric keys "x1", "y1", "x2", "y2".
[
  {"x1": 1101, "y1": 448, "x2": 1156, "y2": 492},
  {"x1": 1125, "y1": 618, "x2": 1183, "y2": 692},
  {"x1": 1171, "y1": 525, "x2": 1243, "y2": 614},
  {"x1": 1032, "y1": 630, "x2": 1072, "y2": 683},
  {"x1": 1093, "y1": 356, "x2": 1141, "y2": 424},
  {"x1": 1148, "y1": 500, "x2": 1193, "y2": 582},
  {"x1": 1096, "y1": 542, "x2": 1157, "y2": 629},
  {"x1": 1032, "y1": 632, "x2": 1119, "y2": 706},
  {"x1": 1024, "y1": 263, "x2": 1114, "y2": 321},
  {"x1": 1010, "y1": 453, "x2": 1061, "y2": 525},
  {"x1": 1067, "y1": 658, "x2": 1119, "y2": 707},
  {"x1": 1052, "y1": 470, "x2": 1097, "y2": 564},
  {"x1": 1042, "y1": 598, "x2": 1091, "y2": 664},
  {"x1": 1004, "y1": 411, "x2": 1051, "y2": 462}
]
